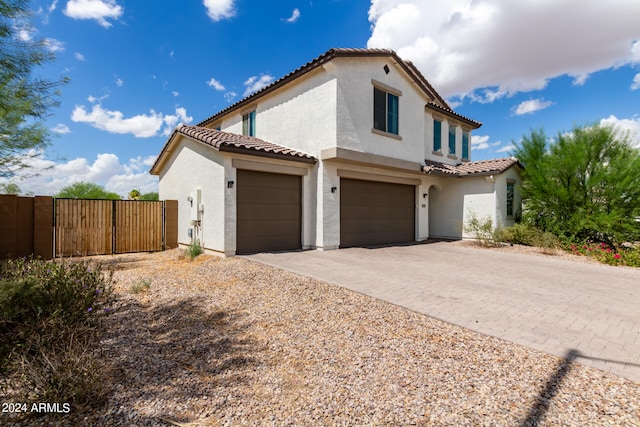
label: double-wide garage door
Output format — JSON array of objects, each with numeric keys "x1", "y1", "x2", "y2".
[
  {"x1": 236, "y1": 169, "x2": 302, "y2": 254},
  {"x1": 340, "y1": 178, "x2": 415, "y2": 248}
]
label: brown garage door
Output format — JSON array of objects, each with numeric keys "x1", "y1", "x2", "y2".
[
  {"x1": 236, "y1": 169, "x2": 302, "y2": 254},
  {"x1": 340, "y1": 178, "x2": 415, "y2": 247}
]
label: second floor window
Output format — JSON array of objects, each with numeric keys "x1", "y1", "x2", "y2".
[
  {"x1": 448, "y1": 125, "x2": 456, "y2": 155},
  {"x1": 242, "y1": 110, "x2": 256, "y2": 136},
  {"x1": 433, "y1": 119, "x2": 442, "y2": 152},
  {"x1": 373, "y1": 87, "x2": 399, "y2": 135},
  {"x1": 462, "y1": 130, "x2": 470, "y2": 160}
]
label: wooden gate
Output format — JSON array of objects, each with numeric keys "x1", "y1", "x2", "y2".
[{"x1": 55, "y1": 199, "x2": 166, "y2": 257}]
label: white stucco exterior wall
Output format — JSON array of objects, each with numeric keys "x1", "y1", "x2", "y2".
[
  {"x1": 217, "y1": 69, "x2": 338, "y2": 158},
  {"x1": 494, "y1": 166, "x2": 523, "y2": 228},
  {"x1": 334, "y1": 57, "x2": 429, "y2": 162},
  {"x1": 429, "y1": 176, "x2": 495, "y2": 239},
  {"x1": 157, "y1": 137, "x2": 226, "y2": 252}
]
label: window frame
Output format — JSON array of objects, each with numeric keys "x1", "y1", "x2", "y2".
[
  {"x1": 462, "y1": 129, "x2": 470, "y2": 161},
  {"x1": 371, "y1": 80, "x2": 402, "y2": 139},
  {"x1": 506, "y1": 180, "x2": 515, "y2": 218},
  {"x1": 433, "y1": 118, "x2": 442, "y2": 153},
  {"x1": 448, "y1": 124, "x2": 457, "y2": 158},
  {"x1": 242, "y1": 110, "x2": 256, "y2": 137}
]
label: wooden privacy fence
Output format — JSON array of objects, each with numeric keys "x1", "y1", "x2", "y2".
[{"x1": 0, "y1": 195, "x2": 178, "y2": 259}]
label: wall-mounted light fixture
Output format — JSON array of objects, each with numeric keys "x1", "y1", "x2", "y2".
[
  {"x1": 331, "y1": 186, "x2": 337, "y2": 193},
  {"x1": 187, "y1": 195, "x2": 193, "y2": 206},
  {"x1": 423, "y1": 193, "x2": 428, "y2": 198},
  {"x1": 227, "y1": 180, "x2": 234, "y2": 189}
]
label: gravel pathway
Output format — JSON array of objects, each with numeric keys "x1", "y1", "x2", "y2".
[{"x1": 9, "y1": 249, "x2": 640, "y2": 426}]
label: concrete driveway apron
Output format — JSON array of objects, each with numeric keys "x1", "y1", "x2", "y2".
[{"x1": 245, "y1": 242, "x2": 640, "y2": 383}]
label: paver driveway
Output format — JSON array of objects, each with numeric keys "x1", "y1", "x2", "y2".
[{"x1": 245, "y1": 241, "x2": 640, "y2": 383}]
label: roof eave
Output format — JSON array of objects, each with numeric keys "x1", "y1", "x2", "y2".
[
  {"x1": 426, "y1": 103, "x2": 482, "y2": 129},
  {"x1": 198, "y1": 48, "x2": 454, "y2": 128},
  {"x1": 149, "y1": 128, "x2": 180, "y2": 175},
  {"x1": 218, "y1": 145, "x2": 317, "y2": 164}
]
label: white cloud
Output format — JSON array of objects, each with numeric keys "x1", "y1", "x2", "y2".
[
  {"x1": 52, "y1": 124, "x2": 71, "y2": 134},
  {"x1": 631, "y1": 41, "x2": 640, "y2": 64},
  {"x1": 471, "y1": 135, "x2": 490, "y2": 150},
  {"x1": 17, "y1": 28, "x2": 33, "y2": 42},
  {"x1": 75, "y1": 52, "x2": 86, "y2": 61},
  {"x1": 49, "y1": 0, "x2": 58, "y2": 13},
  {"x1": 496, "y1": 144, "x2": 515, "y2": 153},
  {"x1": 71, "y1": 103, "x2": 192, "y2": 138},
  {"x1": 367, "y1": 0, "x2": 640, "y2": 99},
  {"x1": 115, "y1": 77, "x2": 124, "y2": 87},
  {"x1": 207, "y1": 77, "x2": 225, "y2": 91},
  {"x1": 571, "y1": 73, "x2": 589, "y2": 86},
  {"x1": 64, "y1": 0, "x2": 123, "y2": 28},
  {"x1": 285, "y1": 8, "x2": 300, "y2": 23},
  {"x1": 172, "y1": 91, "x2": 179, "y2": 97},
  {"x1": 162, "y1": 107, "x2": 193, "y2": 136},
  {"x1": 224, "y1": 91, "x2": 237, "y2": 102},
  {"x1": 243, "y1": 74, "x2": 275, "y2": 96},
  {"x1": 44, "y1": 38, "x2": 65, "y2": 52},
  {"x1": 87, "y1": 94, "x2": 108, "y2": 103},
  {"x1": 513, "y1": 99, "x2": 554, "y2": 116},
  {"x1": 600, "y1": 115, "x2": 640, "y2": 148},
  {"x1": 631, "y1": 73, "x2": 640, "y2": 90},
  {"x1": 0, "y1": 151, "x2": 159, "y2": 197},
  {"x1": 203, "y1": 0, "x2": 235, "y2": 21}
]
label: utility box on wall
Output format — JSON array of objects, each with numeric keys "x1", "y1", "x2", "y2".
[{"x1": 189, "y1": 189, "x2": 201, "y2": 222}]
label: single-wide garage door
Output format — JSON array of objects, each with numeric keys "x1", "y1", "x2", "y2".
[
  {"x1": 340, "y1": 178, "x2": 415, "y2": 247},
  {"x1": 236, "y1": 169, "x2": 302, "y2": 254}
]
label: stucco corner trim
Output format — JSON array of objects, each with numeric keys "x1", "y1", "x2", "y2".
[{"x1": 321, "y1": 147, "x2": 422, "y2": 174}]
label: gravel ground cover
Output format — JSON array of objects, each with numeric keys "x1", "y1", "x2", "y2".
[{"x1": 6, "y1": 249, "x2": 640, "y2": 426}]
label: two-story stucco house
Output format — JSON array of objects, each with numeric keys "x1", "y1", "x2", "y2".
[{"x1": 150, "y1": 48, "x2": 522, "y2": 256}]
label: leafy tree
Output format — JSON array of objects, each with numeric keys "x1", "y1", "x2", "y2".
[
  {"x1": 54, "y1": 182, "x2": 121, "y2": 200},
  {"x1": 127, "y1": 189, "x2": 141, "y2": 200},
  {"x1": 0, "y1": 0, "x2": 68, "y2": 178},
  {"x1": 139, "y1": 192, "x2": 159, "y2": 201},
  {"x1": 0, "y1": 182, "x2": 21, "y2": 194},
  {"x1": 513, "y1": 124, "x2": 640, "y2": 244}
]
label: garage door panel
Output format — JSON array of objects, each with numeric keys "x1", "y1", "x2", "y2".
[
  {"x1": 340, "y1": 178, "x2": 414, "y2": 248},
  {"x1": 236, "y1": 170, "x2": 301, "y2": 254}
]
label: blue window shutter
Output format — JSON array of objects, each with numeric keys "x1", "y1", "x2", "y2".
[
  {"x1": 462, "y1": 131, "x2": 469, "y2": 159},
  {"x1": 387, "y1": 93, "x2": 399, "y2": 135},
  {"x1": 434, "y1": 120, "x2": 442, "y2": 151},
  {"x1": 449, "y1": 125, "x2": 456, "y2": 154}
]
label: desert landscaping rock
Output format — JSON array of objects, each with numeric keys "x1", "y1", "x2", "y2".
[{"x1": 6, "y1": 249, "x2": 639, "y2": 426}]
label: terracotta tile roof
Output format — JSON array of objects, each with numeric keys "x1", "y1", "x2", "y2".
[
  {"x1": 422, "y1": 157, "x2": 521, "y2": 177},
  {"x1": 198, "y1": 48, "x2": 455, "y2": 128},
  {"x1": 150, "y1": 125, "x2": 316, "y2": 174},
  {"x1": 426, "y1": 102, "x2": 482, "y2": 129},
  {"x1": 177, "y1": 125, "x2": 315, "y2": 161}
]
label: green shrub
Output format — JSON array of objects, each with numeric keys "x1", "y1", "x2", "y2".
[
  {"x1": 533, "y1": 231, "x2": 561, "y2": 254},
  {"x1": 0, "y1": 257, "x2": 113, "y2": 325},
  {"x1": 130, "y1": 278, "x2": 151, "y2": 294},
  {"x1": 463, "y1": 213, "x2": 503, "y2": 246},
  {"x1": 500, "y1": 223, "x2": 538, "y2": 246},
  {"x1": 0, "y1": 257, "x2": 114, "y2": 409},
  {"x1": 187, "y1": 240, "x2": 203, "y2": 260}
]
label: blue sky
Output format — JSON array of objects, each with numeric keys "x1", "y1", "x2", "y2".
[{"x1": 5, "y1": 0, "x2": 640, "y2": 196}]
